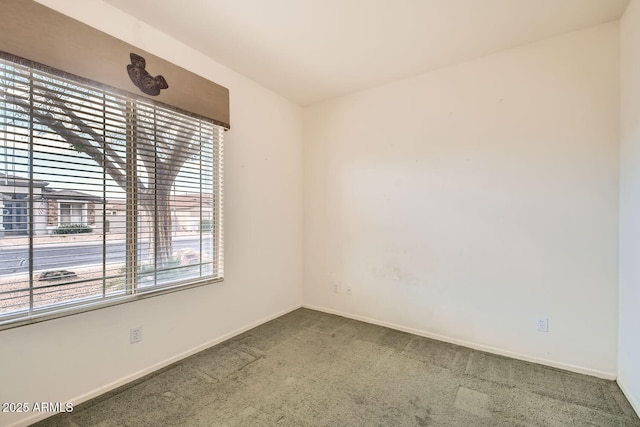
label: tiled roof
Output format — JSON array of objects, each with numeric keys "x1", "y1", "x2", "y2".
[
  {"x1": 0, "y1": 172, "x2": 49, "y2": 188},
  {"x1": 43, "y1": 189, "x2": 103, "y2": 202}
]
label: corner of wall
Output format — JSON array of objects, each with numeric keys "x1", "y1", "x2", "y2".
[{"x1": 618, "y1": 0, "x2": 640, "y2": 418}]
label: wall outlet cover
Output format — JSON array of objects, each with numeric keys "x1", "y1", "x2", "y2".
[
  {"x1": 130, "y1": 327, "x2": 142, "y2": 343},
  {"x1": 535, "y1": 317, "x2": 549, "y2": 332}
]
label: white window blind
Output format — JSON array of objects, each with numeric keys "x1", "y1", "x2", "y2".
[{"x1": 0, "y1": 54, "x2": 224, "y2": 328}]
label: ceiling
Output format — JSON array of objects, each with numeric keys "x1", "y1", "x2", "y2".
[{"x1": 102, "y1": 0, "x2": 630, "y2": 106}]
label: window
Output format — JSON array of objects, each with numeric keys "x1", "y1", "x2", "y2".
[
  {"x1": 0, "y1": 53, "x2": 224, "y2": 329},
  {"x1": 59, "y1": 202, "x2": 86, "y2": 225}
]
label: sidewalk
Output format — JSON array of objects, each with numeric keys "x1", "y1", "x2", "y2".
[
  {"x1": 0, "y1": 233, "x2": 125, "y2": 247},
  {"x1": 0, "y1": 231, "x2": 208, "y2": 249}
]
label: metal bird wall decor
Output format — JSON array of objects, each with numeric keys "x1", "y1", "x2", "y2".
[{"x1": 126, "y1": 53, "x2": 168, "y2": 96}]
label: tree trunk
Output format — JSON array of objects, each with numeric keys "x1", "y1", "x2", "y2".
[{"x1": 140, "y1": 186, "x2": 173, "y2": 268}]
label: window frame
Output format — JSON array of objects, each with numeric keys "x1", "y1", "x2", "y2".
[
  {"x1": 58, "y1": 201, "x2": 87, "y2": 226},
  {"x1": 0, "y1": 52, "x2": 225, "y2": 330}
]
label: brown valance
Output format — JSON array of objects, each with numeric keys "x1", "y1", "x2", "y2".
[{"x1": 0, "y1": 0, "x2": 230, "y2": 129}]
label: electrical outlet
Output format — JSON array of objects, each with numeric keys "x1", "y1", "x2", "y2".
[
  {"x1": 130, "y1": 327, "x2": 142, "y2": 343},
  {"x1": 332, "y1": 283, "x2": 339, "y2": 293},
  {"x1": 535, "y1": 317, "x2": 549, "y2": 332},
  {"x1": 346, "y1": 287, "x2": 352, "y2": 296}
]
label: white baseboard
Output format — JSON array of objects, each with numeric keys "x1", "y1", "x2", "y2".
[
  {"x1": 617, "y1": 376, "x2": 640, "y2": 418},
  {"x1": 13, "y1": 304, "x2": 302, "y2": 427},
  {"x1": 302, "y1": 304, "x2": 617, "y2": 380}
]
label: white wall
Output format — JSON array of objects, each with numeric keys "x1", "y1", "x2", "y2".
[
  {"x1": 619, "y1": 0, "x2": 640, "y2": 415},
  {"x1": 0, "y1": 2, "x2": 303, "y2": 426},
  {"x1": 303, "y1": 23, "x2": 620, "y2": 377}
]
